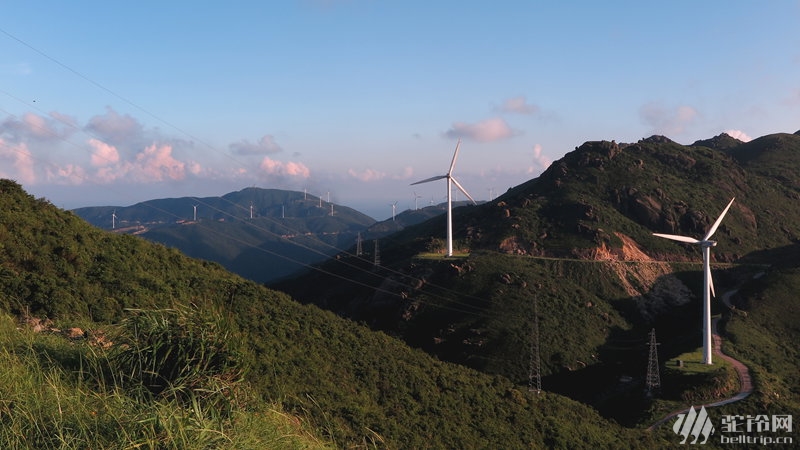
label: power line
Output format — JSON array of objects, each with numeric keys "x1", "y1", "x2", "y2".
[{"x1": 0, "y1": 27, "x2": 508, "y2": 322}]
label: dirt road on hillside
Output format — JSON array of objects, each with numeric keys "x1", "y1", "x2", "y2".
[{"x1": 648, "y1": 289, "x2": 753, "y2": 431}]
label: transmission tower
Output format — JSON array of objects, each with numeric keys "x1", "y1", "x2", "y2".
[
  {"x1": 356, "y1": 232, "x2": 363, "y2": 256},
  {"x1": 528, "y1": 295, "x2": 542, "y2": 394},
  {"x1": 373, "y1": 239, "x2": 380, "y2": 268},
  {"x1": 646, "y1": 328, "x2": 661, "y2": 395}
]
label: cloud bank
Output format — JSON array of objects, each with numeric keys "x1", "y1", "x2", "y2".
[{"x1": 0, "y1": 107, "x2": 309, "y2": 189}]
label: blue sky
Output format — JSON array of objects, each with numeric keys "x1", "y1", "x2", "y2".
[{"x1": 1, "y1": 1, "x2": 799, "y2": 220}]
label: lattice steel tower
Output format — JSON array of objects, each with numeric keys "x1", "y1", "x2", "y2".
[
  {"x1": 373, "y1": 239, "x2": 380, "y2": 268},
  {"x1": 646, "y1": 328, "x2": 661, "y2": 395}
]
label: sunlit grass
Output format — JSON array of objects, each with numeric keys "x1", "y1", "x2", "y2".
[
  {"x1": 415, "y1": 251, "x2": 470, "y2": 260},
  {"x1": 666, "y1": 348, "x2": 732, "y2": 375},
  {"x1": 0, "y1": 312, "x2": 330, "y2": 449}
]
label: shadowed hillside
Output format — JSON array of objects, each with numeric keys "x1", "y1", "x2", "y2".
[{"x1": 278, "y1": 131, "x2": 800, "y2": 430}]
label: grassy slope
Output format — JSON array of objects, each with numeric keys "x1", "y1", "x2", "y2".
[
  {"x1": 0, "y1": 179, "x2": 657, "y2": 448},
  {"x1": 0, "y1": 314, "x2": 328, "y2": 450}
]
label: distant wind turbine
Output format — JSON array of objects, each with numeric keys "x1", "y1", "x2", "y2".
[
  {"x1": 391, "y1": 201, "x2": 398, "y2": 221},
  {"x1": 111, "y1": 210, "x2": 117, "y2": 229},
  {"x1": 652, "y1": 197, "x2": 735, "y2": 365},
  {"x1": 411, "y1": 139, "x2": 476, "y2": 256},
  {"x1": 192, "y1": 204, "x2": 198, "y2": 222},
  {"x1": 413, "y1": 191, "x2": 422, "y2": 210}
]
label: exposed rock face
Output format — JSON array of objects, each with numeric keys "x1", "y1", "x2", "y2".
[{"x1": 592, "y1": 233, "x2": 693, "y2": 321}]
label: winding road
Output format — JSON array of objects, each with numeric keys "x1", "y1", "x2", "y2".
[{"x1": 648, "y1": 289, "x2": 753, "y2": 431}]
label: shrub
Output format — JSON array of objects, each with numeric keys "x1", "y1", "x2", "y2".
[{"x1": 108, "y1": 304, "x2": 245, "y2": 414}]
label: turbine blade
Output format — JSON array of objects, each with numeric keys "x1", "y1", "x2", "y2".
[
  {"x1": 703, "y1": 197, "x2": 735, "y2": 241},
  {"x1": 709, "y1": 272, "x2": 716, "y2": 298},
  {"x1": 410, "y1": 175, "x2": 447, "y2": 185},
  {"x1": 447, "y1": 139, "x2": 462, "y2": 175},
  {"x1": 451, "y1": 177, "x2": 477, "y2": 204},
  {"x1": 653, "y1": 233, "x2": 701, "y2": 244}
]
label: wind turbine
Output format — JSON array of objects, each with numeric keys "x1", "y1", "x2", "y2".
[
  {"x1": 411, "y1": 139, "x2": 476, "y2": 256},
  {"x1": 652, "y1": 197, "x2": 735, "y2": 365},
  {"x1": 391, "y1": 201, "x2": 398, "y2": 221},
  {"x1": 111, "y1": 210, "x2": 117, "y2": 229},
  {"x1": 413, "y1": 191, "x2": 422, "y2": 211},
  {"x1": 192, "y1": 204, "x2": 198, "y2": 222}
]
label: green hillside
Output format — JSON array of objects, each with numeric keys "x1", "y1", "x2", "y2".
[
  {"x1": 0, "y1": 179, "x2": 657, "y2": 448},
  {"x1": 279, "y1": 132, "x2": 800, "y2": 429}
]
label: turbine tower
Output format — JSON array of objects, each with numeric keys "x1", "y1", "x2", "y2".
[
  {"x1": 411, "y1": 139, "x2": 476, "y2": 256},
  {"x1": 652, "y1": 197, "x2": 735, "y2": 365},
  {"x1": 192, "y1": 204, "x2": 198, "y2": 222},
  {"x1": 111, "y1": 210, "x2": 117, "y2": 229},
  {"x1": 391, "y1": 201, "x2": 398, "y2": 221}
]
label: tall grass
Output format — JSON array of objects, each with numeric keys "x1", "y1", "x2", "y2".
[{"x1": 0, "y1": 312, "x2": 329, "y2": 449}]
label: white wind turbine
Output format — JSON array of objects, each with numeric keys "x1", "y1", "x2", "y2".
[
  {"x1": 111, "y1": 210, "x2": 117, "y2": 229},
  {"x1": 411, "y1": 139, "x2": 476, "y2": 256},
  {"x1": 653, "y1": 197, "x2": 735, "y2": 365},
  {"x1": 391, "y1": 201, "x2": 398, "y2": 221}
]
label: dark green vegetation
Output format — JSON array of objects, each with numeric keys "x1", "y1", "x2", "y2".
[
  {"x1": 0, "y1": 179, "x2": 659, "y2": 448},
  {"x1": 280, "y1": 132, "x2": 800, "y2": 435},
  {"x1": 73, "y1": 188, "x2": 376, "y2": 283}
]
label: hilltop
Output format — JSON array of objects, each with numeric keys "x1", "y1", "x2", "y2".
[
  {"x1": 278, "y1": 131, "x2": 800, "y2": 427},
  {"x1": 73, "y1": 187, "x2": 376, "y2": 283},
  {"x1": 0, "y1": 179, "x2": 658, "y2": 448}
]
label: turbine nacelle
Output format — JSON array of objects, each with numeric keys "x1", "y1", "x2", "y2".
[{"x1": 410, "y1": 139, "x2": 476, "y2": 256}]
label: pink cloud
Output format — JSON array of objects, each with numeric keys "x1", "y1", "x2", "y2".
[
  {"x1": 0, "y1": 112, "x2": 73, "y2": 141},
  {"x1": 496, "y1": 96, "x2": 540, "y2": 115},
  {"x1": 445, "y1": 117, "x2": 516, "y2": 142},
  {"x1": 49, "y1": 164, "x2": 86, "y2": 185},
  {"x1": 348, "y1": 168, "x2": 386, "y2": 182},
  {"x1": 260, "y1": 156, "x2": 310, "y2": 178},
  {"x1": 0, "y1": 139, "x2": 36, "y2": 184},
  {"x1": 133, "y1": 143, "x2": 187, "y2": 181},
  {"x1": 88, "y1": 138, "x2": 120, "y2": 167}
]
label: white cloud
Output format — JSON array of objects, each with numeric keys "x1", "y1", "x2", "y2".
[
  {"x1": 85, "y1": 107, "x2": 143, "y2": 145},
  {"x1": 445, "y1": 117, "x2": 517, "y2": 142},
  {"x1": 639, "y1": 102, "x2": 699, "y2": 136},
  {"x1": 722, "y1": 129, "x2": 753, "y2": 142},
  {"x1": 528, "y1": 143, "x2": 552, "y2": 174}
]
